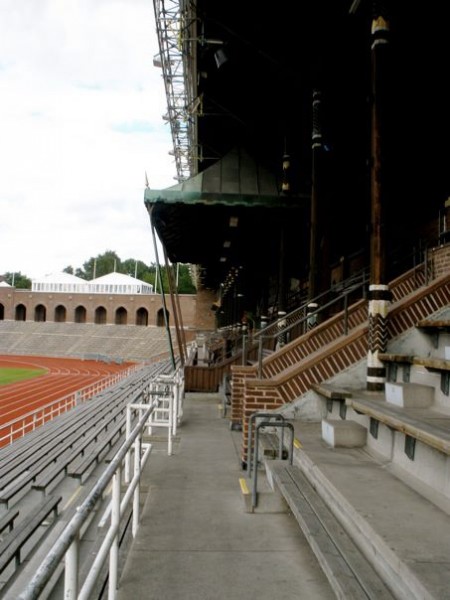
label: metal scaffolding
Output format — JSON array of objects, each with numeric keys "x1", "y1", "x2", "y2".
[{"x1": 153, "y1": 0, "x2": 198, "y2": 181}]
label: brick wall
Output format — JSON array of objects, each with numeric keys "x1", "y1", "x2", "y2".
[
  {"x1": 194, "y1": 288, "x2": 217, "y2": 331},
  {"x1": 229, "y1": 365, "x2": 254, "y2": 429},
  {"x1": 0, "y1": 288, "x2": 197, "y2": 328}
]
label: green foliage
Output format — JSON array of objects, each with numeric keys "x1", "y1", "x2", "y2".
[
  {"x1": 176, "y1": 265, "x2": 196, "y2": 293},
  {"x1": 4, "y1": 271, "x2": 32, "y2": 289}
]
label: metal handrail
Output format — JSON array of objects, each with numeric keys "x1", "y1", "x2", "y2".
[
  {"x1": 251, "y1": 420, "x2": 294, "y2": 510},
  {"x1": 18, "y1": 369, "x2": 184, "y2": 600},
  {"x1": 253, "y1": 267, "x2": 370, "y2": 342},
  {"x1": 246, "y1": 412, "x2": 286, "y2": 478}
]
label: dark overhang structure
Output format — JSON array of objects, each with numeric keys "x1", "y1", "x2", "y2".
[{"x1": 149, "y1": 0, "x2": 450, "y2": 320}]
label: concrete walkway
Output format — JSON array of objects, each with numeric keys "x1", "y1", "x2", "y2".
[{"x1": 117, "y1": 393, "x2": 335, "y2": 600}]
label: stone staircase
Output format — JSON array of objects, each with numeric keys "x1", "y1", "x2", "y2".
[
  {"x1": 231, "y1": 270, "x2": 450, "y2": 466},
  {"x1": 247, "y1": 278, "x2": 450, "y2": 599}
]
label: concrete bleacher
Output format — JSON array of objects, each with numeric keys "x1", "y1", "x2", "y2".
[
  {"x1": 0, "y1": 321, "x2": 174, "y2": 362},
  {"x1": 0, "y1": 368, "x2": 158, "y2": 508},
  {"x1": 0, "y1": 358, "x2": 175, "y2": 595}
]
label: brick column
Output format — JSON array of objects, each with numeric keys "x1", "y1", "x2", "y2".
[
  {"x1": 240, "y1": 379, "x2": 284, "y2": 468},
  {"x1": 229, "y1": 365, "x2": 255, "y2": 430}
]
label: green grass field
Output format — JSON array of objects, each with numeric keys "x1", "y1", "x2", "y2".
[{"x1": 0, "y1": 368, "x2": 46, "y2": 386}]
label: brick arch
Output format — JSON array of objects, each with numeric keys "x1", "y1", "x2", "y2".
[
  {"x1": 15, "y1": 304, "x2": 26, "y2": 321},
  {"x1": 74, "y1": 305, "x2": 87, "y2": 323},
  {"x1": 95, "y1": 306, "x2": 107, "y2": 325},
  {"x1": 54, "y1": 304, "x2": 67, "y2": 322},
  {"x1": 136, "y1": 307, "x2": 148, "y2": 326},
  {"x1": 156, "y1": 307, "x2": 169, "y2": 327},
  {"x1": 115, "y1": 306, "x2": 127, "y2": 325},
  {"x1": 34, "y1": 304, "x2": 46, "y2": 322}
]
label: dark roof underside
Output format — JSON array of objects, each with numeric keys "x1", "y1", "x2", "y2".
[{"x1": 149, "y1": 1, "x2": 450, "y2": 308}]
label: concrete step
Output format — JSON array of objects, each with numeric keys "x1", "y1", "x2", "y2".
[
  {"x1": 385, "y1": 382, "x2": 434, "y2": 408},
  {"x1": 266, "y1": 460, "x2": 396, "y2": 599},
  {"x1": 290, "y1": 421, "x2": 450, "y2": 600},
  {"x1": 321, "y1": 418, "x2": 367, "y2": 448},
  {"x1": 238, "y1": 474, "x2": 287, "y2": 514}
]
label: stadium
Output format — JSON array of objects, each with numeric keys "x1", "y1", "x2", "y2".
[{"x1": 1, "y1": 2, "x2": 450, "y2": 599}]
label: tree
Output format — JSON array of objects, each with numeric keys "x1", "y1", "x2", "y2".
[
  {"x1": 176, "y1": 264, "x2": 196, "y2": 293},
  {"x1": 4, "y1": 272, "x2": 32, "y2": 289}
]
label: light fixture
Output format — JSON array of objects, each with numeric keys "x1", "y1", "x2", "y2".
[
  {"x1": 153, "y1": 54, "x2": 162, "y2": 68},
  {"x1": 214, "y1": 48, "x2": 228, "y2": 69},
  {"x1": 187, "y1": 95, "x2": 203, "y2": 116},
  {"x1": 229, "y1": 216, "x2": 239, "y2": 227}
]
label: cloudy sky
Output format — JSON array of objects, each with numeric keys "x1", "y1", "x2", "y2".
[{"x1": 0, "y1": 0, "x2": 177, "y2": 280}]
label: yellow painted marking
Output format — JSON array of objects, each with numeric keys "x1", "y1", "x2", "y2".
[
  {"x1": 239, "y1": 477, "x2": 250, "y2": 495},
  {"x1": 63, "y1": 486, "x2": 83, "y2": 511},
  {"x1": 294, "y1": 437, "x2": 302, "y2": 449}
]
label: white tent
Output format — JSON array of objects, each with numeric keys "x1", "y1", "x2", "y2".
[
  {"x1": 90, "y1": 272, "x2": 153, "y2": 295},
  {"x1": 31, "y1": 271, "x2": 153, "y2": 295}
]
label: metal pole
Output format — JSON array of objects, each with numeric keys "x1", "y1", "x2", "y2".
[
  {"x1": 149, "y1": 209, "x2": 176, "y2": 370},
  {"x1": 257, "y1": 336, "x2": 264, "y2": 379},
  {"x1": 108, "y1": 465, "x2": 121, "y2": 599},
  {"x1": 64, "y1": 536, "x2": 79, "y2": 600},
  {"x1": 132, "y1": 436, "x2": 141, "y2": 537}
]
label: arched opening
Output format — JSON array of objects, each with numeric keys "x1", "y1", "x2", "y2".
[
  {"x1": 136, "y1": 307, "x2": 148, "y2": 326},
  {"x1": 0, "y1": 304, "x2": 4, "y2": 320},
  {"x1": 34, "y1": 304, "x2": 46, "y2": 322},
  {"x1": 115, "y1": 306, "x2": 127, "y2": 325},
  {"x1": 74, "y1": 305, "x2": 87, "y2": 323},
  {"x1": 95, "y1": 306, "x2": 107, "y2": 324},
  {"x1": 156, "y1": 307, "x2": 169, "y2": 327},
  {"x1": 15, "y1": 304, "x2": 26, "y2": 321},
  {"x1": 54, "y1": 305, "x2": 66, "y2": 322}
]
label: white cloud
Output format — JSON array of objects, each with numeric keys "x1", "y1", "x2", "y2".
[{"x1": 0, "y1": 0, "x2": 177, "y2": 279}]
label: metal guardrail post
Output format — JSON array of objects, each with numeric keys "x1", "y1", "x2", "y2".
[
  {"x1": 251, "y1": 421, "x2": 294, "y2": 510},
  {"x1": 343, "y1": 293, "x2": 349, "y2": 335},
  {"x1": 242, "y1": 333, "x2": 247, "y2": 365},
  {"x1": 247, "y1": 412, "x2": 285, "y2": 477},
  {"x1": 257, "y1": 336, "x2": 264, "y2": 378}
]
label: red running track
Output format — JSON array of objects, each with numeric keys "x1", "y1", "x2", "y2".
[{"x1": 0, "y1": 355, "x2": 136, "y2": 428}]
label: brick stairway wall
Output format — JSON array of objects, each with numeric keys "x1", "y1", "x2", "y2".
[{"x1": 234, "y1": 268, "x2": 449, "y2": 464}]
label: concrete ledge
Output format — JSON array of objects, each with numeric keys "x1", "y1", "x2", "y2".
[
  {"x1": 347, "y1": 396, "x2": 450, "y2": 455},
  {"x1": 379, "y1": 353, "x2": 450, "y2": 372},
  {"x1": 311, "y1": 382, "x2": 353, "y2": 400},
  {"x1": 239, "y1": 473, "x2": 288, "y2": 514},
  {"x1": 321, "y1": 419, "x2": 367, "y2": 448}
]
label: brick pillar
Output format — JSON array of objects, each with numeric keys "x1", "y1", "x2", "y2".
[
  {"x1": 194, "y1": 288, "x2": 217, "y2": 331},
  {"x1": 240, "y1": 380, "x2": 284, "y2": 468},
  {"x1": 230, "y1": 365, "x2": 255, "y2": 430}
]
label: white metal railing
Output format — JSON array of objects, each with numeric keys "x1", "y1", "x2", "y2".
[
  {"x1": 0, "y1": 365, "x2": 140, "y2": 447},
  {"x1": 16, "y1": 369, "x2": 184, "y2": 600}
]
